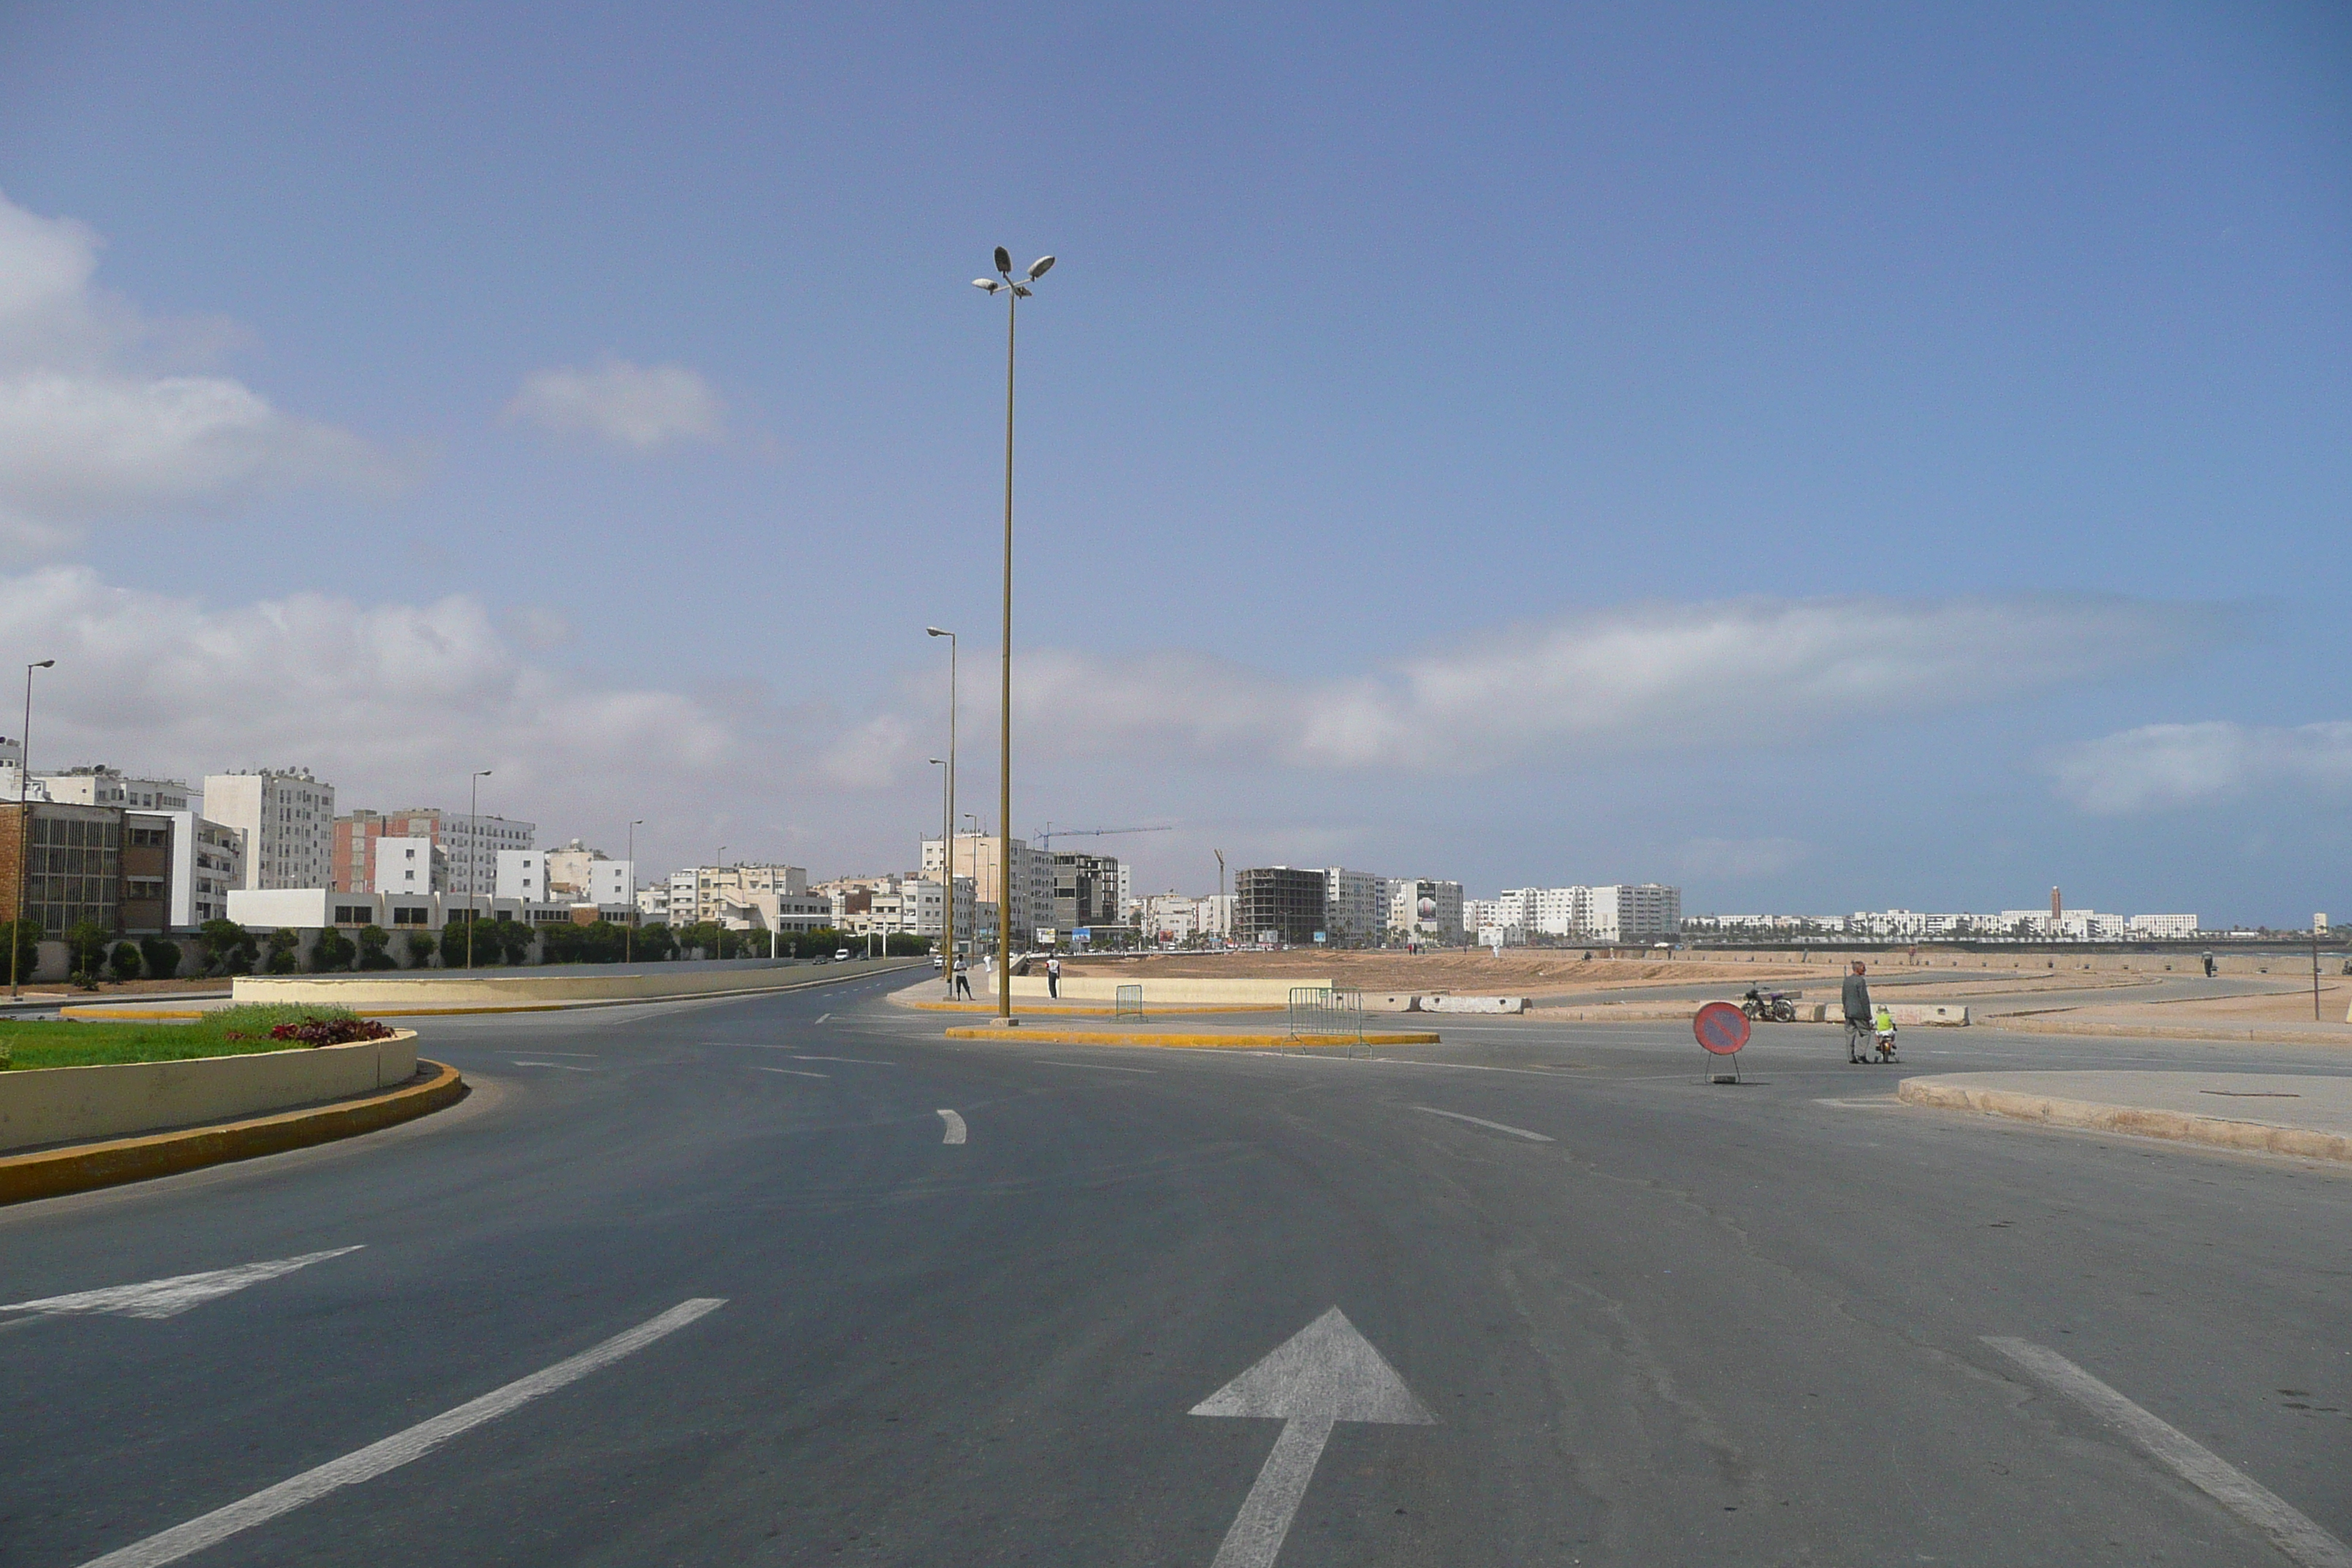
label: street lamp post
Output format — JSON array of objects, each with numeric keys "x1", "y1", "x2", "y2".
[
  {"x1": 466, "y1": 769, "x2": 491, "y2": 969},
  {"x1": 926, "y1": 626, "x2": 958, "y2": 993},
  {"x1": 10, "y1": 659, "x2": 56, "y2": 1000},
  {"x1": 972, "y1": 246, "x2": 1053, "y2": 1019},
  {"x1": 625, "y1": 818, "x2": 643, "y2": 965}
]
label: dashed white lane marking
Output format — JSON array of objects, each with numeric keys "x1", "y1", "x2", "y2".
[
  {"x1": 1984, "y1": 1336, "x2": 2352, "y2": 1568},
  {"x1": 510, "y1": 1060, "x2": 595, "y2": 1071},
  {"x1": 75, "y1": 1298, "x2": 727, "y2": 1568},
  {"x1": 790, "y1": 1055, "x2": 896, "y2": 1066},
  {"x1": 1409, "y1": 1106, "x2": 1554, "y2": 1142},
  {"x1": 1033, "y1": 1059, "x2": 1158, "y2": 1074},
  {"x1": 937, "y1": 1109, "x2": 967, "y2": 1145},
  {"x1": 4, "y1": 1248, "x2": 363, "y2": 1321},
  {"x1": 751, "y1": 1066, "x2": 830, "y2": 1079},
  {"x1": 814, "y1": 1013, "x2": 831, "y2": 1024},
  {"x1": 1813, "y1": 1096, "x2": 1902, "y2": 1109}
]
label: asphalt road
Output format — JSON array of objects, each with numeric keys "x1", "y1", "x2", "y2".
[{"x1": 4, "y1": 975, "x2": 2347, "y2": 1567}]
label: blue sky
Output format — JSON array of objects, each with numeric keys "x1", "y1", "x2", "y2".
[{"x1": 0, "y1": 2, "x2": 2346, "y2": 922}]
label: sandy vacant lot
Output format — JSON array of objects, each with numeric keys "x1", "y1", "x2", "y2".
[{"x1": 1066, "y1": 948, "x2": 1835, "y2": 994}]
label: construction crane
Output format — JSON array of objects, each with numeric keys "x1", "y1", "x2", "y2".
[{"x1": 1032, "y1": 823, "x2": 1173, "y2": 852}]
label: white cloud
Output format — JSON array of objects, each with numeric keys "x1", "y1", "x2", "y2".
[
  {"x1": 2052, "y1": 720, "x2": 2352, "y2": 813},
  {"x1": 505, "y1": 358, "x2": 726, "y2": 451},
  {"x1": 0, "y1": 189, "x2": 392, "y2": 551},
  {"x1": 0, "y1": 565, "x2": 745, "y2": 833},
  {"x1": 997, "y1": 596, "x2": 2226, "y2": 774},
  {"x1": 1676, "y1": 837, "x2": 1812, "y2": 879}
]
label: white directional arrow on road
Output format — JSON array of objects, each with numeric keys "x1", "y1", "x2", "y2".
[
  {"x1": 1190, "y1": 1306, "x2": 1436, "y2": 1568},
  {"x1": 1, "y1": 1246, "x2": 363, "y2": 1320}
]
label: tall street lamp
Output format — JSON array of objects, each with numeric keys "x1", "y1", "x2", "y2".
[
  {"x1": 466, "y1": 769, "x2": 491, "y2": 969},
  {"x1": 972, "y1": 246, "x2": 1053, "y2": 1019},
  {"x1": 926, "y1": 625, "x2": 958, "y2": 991},
  {"x1": 625, "y1": 818, "x2": 643, "y2": 965},
  {"x1": 10, "y1": 658, "x2": 55, "y2": 1000}
]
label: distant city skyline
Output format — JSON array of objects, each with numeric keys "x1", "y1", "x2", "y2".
[{"x1": 1, "y1": 5, "x2": 2345, "y2": 922}]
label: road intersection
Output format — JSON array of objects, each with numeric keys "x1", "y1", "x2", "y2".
[{"x1": 4, "y1": 973, "x2": 2345, "y2": 1565}]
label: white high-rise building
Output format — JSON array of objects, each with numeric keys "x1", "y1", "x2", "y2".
[
  {"x1": 203, "y1": 769, "x2": 336, "y2": 891},
  {"x1": 1387, "y1": 879, "x2": 1464, "y2": 942},
  {"x1": 158, "y1": 810, "x2": 246, "y2": 929}
]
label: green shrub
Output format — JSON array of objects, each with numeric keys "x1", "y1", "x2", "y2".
[
  {"x1": 356, "y1": 925, "x2": 396, "y2": 970},
  {"x1": 199, "y1": 919, "x2": 256, "y2": 976},
  {"x1": 0, "y1": 917, "x2": 39, "y2": 982},
  {"x1": 139, "y1": 935, "x2": 182, "y2": 979},
  {"x1": 109, "y1": 941, "x2": 143, "y2": 982},
  {"x1": 310, "y1": 927, "x2": 356, "y2": 972},
  {"x1": 404, "y1": 930, "x2": 436, "y2": 968},
  {"x1": 66, "y1": 921, "x2": 111, "y2": 979}
]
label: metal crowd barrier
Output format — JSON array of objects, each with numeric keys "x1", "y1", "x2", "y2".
[
  {"x1": 1115, "y1": 984, "x2": 1145, "y2": 1020},
  {"x1": 1287, "y1": 986, "x2": 1370, "y2": 1056}
]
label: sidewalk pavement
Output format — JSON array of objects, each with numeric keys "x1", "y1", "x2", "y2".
[{"x1": 1897, "y1": 1070, "x2": 2352, "y2": 1163}]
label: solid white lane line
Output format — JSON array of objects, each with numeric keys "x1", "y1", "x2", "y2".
[
  {"x1": 814, "y1": 1013, "x2": 831, "y2": 1024},
  {"x1": 4, "y1": 1248, "x2": 363, "y2": 1321},
  {"x1": 75, "y1": 1298, "x2": 726, "y2": 1568},
  {"x1": 937, "y1": 1109, "x2": 967, "y2": 1145},
  {"x1": 751, "y1": 1066, "x2": 830, "y2": 1079},
  {"x1": 1409, "y1": 1106, "x2": 1554, "y2": 1142},
  {"x1": 1984, "y1": 1337, "x2": 2352, "y2": 1568},
  {"x1": 510, "y1": 1060, "x2": 595, "y2": 1071},
  {"x1": 790, "y1": 1055, "x2": 897, "y2": 1066},
  {"x1": 1033, "y1": 1059, "x2": 1158, "y2": 1074}
]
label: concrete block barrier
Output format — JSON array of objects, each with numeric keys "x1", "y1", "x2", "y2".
[
  {"x1": 1820, "y1": 1003, "x2": 1969, "y2": 1026},
  {"x1": 1418, "y1": 995, "x2": 1529, "y2": 1014},
  {"x1": 987, "y1": 974, "x2": 1320, "y2": 1006},
  {"x1": 0, "y1": 1032, "x2": 418, "y2": 1153}
]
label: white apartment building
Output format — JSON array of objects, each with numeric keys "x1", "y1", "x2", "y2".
[
  {"x1": 2127, "y1": 913, "x2": 2200, "y2": 939},
  {"x1": 829, "y1": 876, "x2": 948, "y2": 938},
  {"x1": 159, "y1": 810, "x2": 246, "y2": 930},
  {"x1": 497, "y1": 849, "x2": 551, "y2": 902},
  {"x1": 921, "y1": 834, "x2": 1054, "y2": 943},
  {"x1": 636, "y1": 883, "x2": 671, "y2": 922},
  {"x1": 204, "y1": 769, "x2": 336, "y2": 891},
  {"x1": 1387, "y1": 878, "x2": 1465, "y2": 942},
  {"x1": 37, "y1": 767, "x2": 195, "y2": 811},
  {"x1": 376, "y1": 837, "x2": 439, "y2": 898},
  {"x1": 663, "y1": 864, "x2": 813, "y2": 929},
  {"x1": 1314, "y1": 868, "x2": 1390, "y2": 945},
  {"x1": 434, "y1": 814, "x2": 535, "y2": 900},
  {"x1": 1486, "y1": 883, "x2": 1683, "y2": 942}
]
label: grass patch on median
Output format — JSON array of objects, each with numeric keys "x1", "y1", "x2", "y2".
[{"x1": 0, "y1": 1005, "x2": 380, "y2": 1070}]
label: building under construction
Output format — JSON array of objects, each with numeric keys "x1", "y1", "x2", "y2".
[{"x1": 1235, "y1": 866, "x2": 1327, "y2": 946}]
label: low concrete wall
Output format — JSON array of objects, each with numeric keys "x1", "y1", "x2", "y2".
[
  {"x1": 1810, "y1": 1003, "x2": 1970, "y2": 1026},
  {"x1": 231, "y1": 957, "x2": 917, "y2": 1011},
  {"x1": 0, "y1": 1031, "x2": 418, "y2": 1153},
  {"x1": 992, "y1": 974, "x2": 1324, "y2": 1006},
  {"x1": 1419, "y1": 995, "x2": 1529, "y2": 1014}
]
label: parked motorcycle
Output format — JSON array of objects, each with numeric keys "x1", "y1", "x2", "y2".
[{"x1": 1741, "y1": 984, "x2": 1798, "y2": 1022}]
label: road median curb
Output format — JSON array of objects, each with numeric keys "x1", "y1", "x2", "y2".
[
  {"x1": 1895, "y1": 1077, "x2": 2352, "y2": 1163},
  {"x1": 0, "y1": 1058, "x2": 467, "y2": 1205},
  {"x1": 941, "y1": 1027, "x2": 1441, "y2": 1048},
  {"x1": 64, "y1": 962, "x2": 921, "y2": 1021}
]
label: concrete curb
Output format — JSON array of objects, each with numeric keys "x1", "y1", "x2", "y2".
[
  {"x1": 1975, "y1": 1017, "x2": 2352, "y2": 1046},
  {"x1": 61, "y1": 962, "x2": 924, "y2": 1020},
  {"x1": 900, "y1": 1000, "x2": 1278, "y2": 1017},
  {"x1": 1895, "y1": 1077, "x2": 2352, "y2": 1163},
  {"x1": 941, "y1": 1026, "x2": 1441, "y2": 1048},
  {"x1": 0, "y1": 1058, "x2": 467, "y2": 1205}
]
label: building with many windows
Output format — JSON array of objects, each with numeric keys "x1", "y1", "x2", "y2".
[
  {"x1": 0, "y1": 802, "x2": 177, "y2": 936},
  {"x1": 1387, "y1": 878, "x2": 1465, "y2": 943},
  {"x1": 1235, "y1": 867, "x2": 1328, "y2": 946},
  {"x1": 1313, "y1": 868, "x2": 1389, "y2": 946},
  {"x1": 205, "y1": 769, "x2": 336, "y2": 891},
  {"x1": 922, "y1": 834, "x2": 1055, "y2": 944},
  {"x1": 332, "y1": 808, "x2": 533, "y2": 898},
  {"x1": 159, "y1": 810, "x2": 244, "y2": 930}
]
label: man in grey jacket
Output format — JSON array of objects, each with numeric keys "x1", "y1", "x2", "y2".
[{"x1": 1842, "y1": 961, "x2": 1874, "y2": 1063}]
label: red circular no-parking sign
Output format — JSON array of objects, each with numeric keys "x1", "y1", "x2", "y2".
[{"x1": 1694, "y1": 1001, "x2": 1752, "y2": 1056}]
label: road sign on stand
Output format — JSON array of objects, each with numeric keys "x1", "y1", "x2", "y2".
[{"x1": 1693, "y1": 1000, "x2": 1751, "y2": 1084}]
